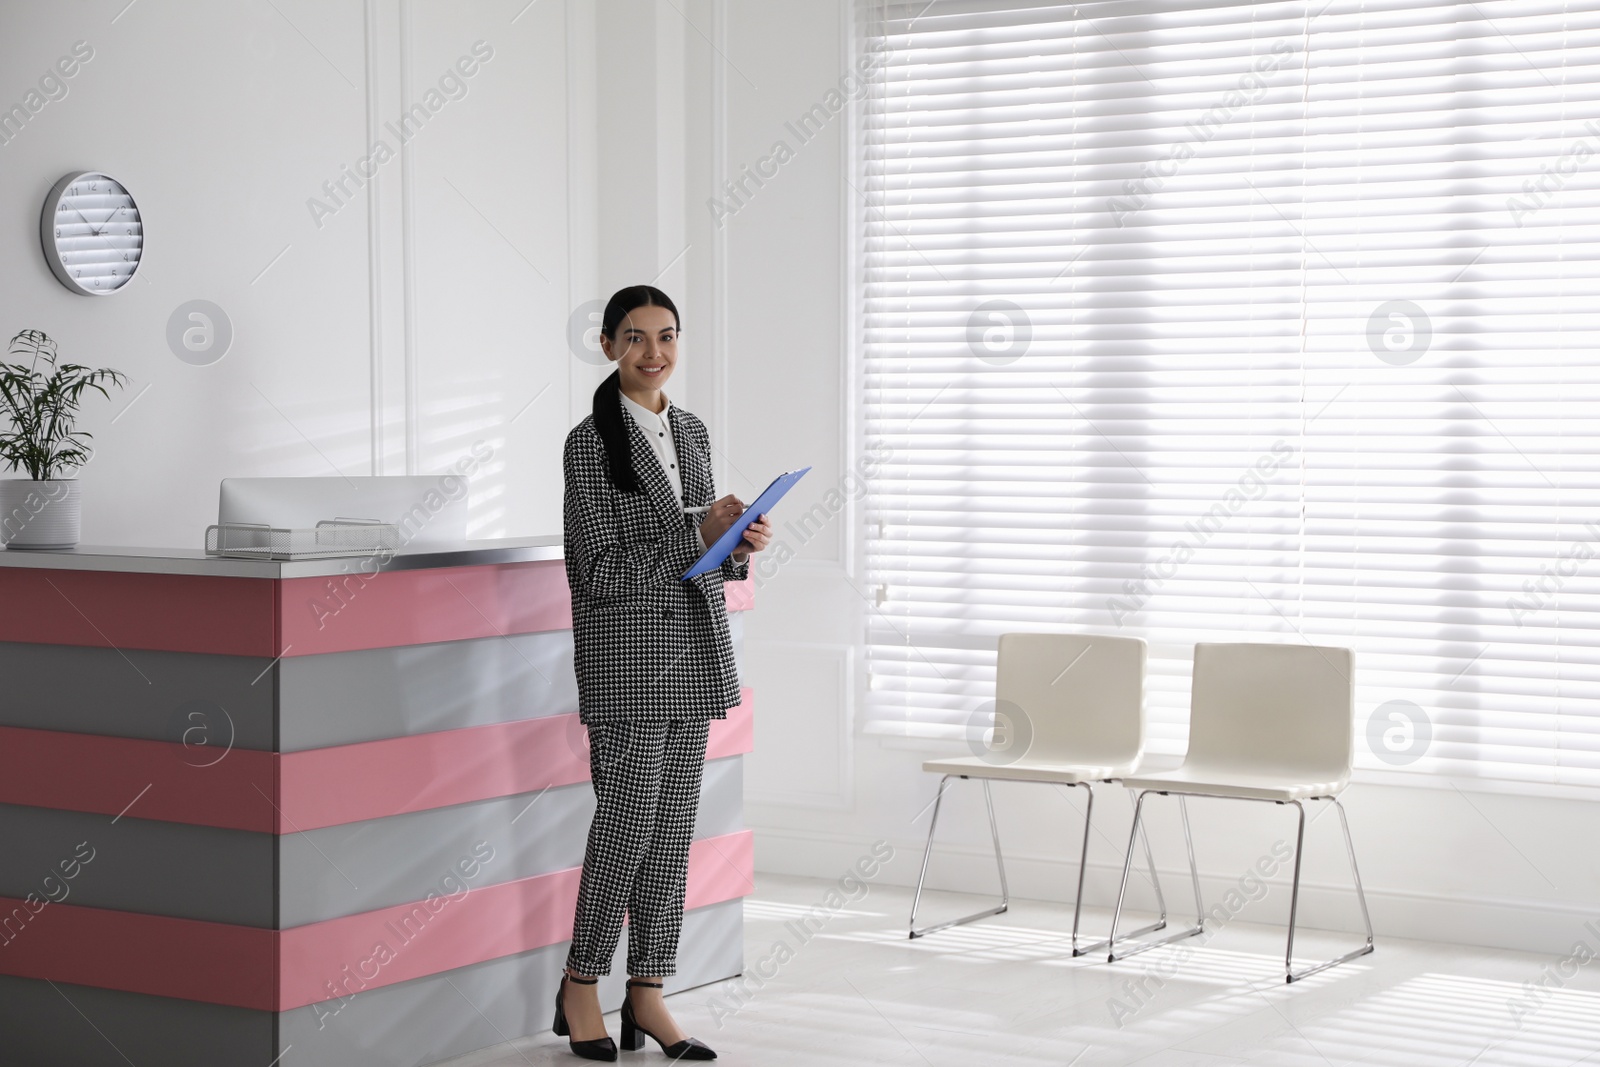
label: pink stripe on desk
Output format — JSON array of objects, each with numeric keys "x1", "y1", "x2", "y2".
[
  {"x1": 278, "y1": 559, "x2": 574, "y2": 656},
  {"x1": 684, "y1": 826, "x2": 756, "y2": 909},
  {"x1": 0, "y1": 893, "x2": 277, "y2": 1009},
  {"x1": 280, "y1": 562, "x2": 756, "y2": 657},
  {"x1": 0, "y1": 568, "x2": 278, "y2": 656},
  {"x1": 725, "y1": 576, "x2": 754, "y2": 611},
  {"x1": 0, "y1": 691, "x2": 753, "y2": 833},
  {"x1": 0, "y1": 830, "x2": 753, "y2": 1011},
  {"x1": 0, "y1": 561, "x2": 751, "y2": 657},
  {"x1": 0, "y1": 725, "x2": 279, "y2": 832},
  {"x1": 708, "y1": 687, "x2": 754, "y2": 761},
  {"x1": 279, "y1": 689, "x2": 755, "y2": 831}
]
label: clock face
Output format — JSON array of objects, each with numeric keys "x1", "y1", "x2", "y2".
[{"x1": 40, "y1": 171, "x2": 143, "y2": 296}]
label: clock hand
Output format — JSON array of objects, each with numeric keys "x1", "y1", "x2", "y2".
[
  {"x1": 70, "y1": 206, "x2": 113, "y2": 239},
  {"x1": 88, "y1": 207, "x2": 119, "y2": 238}
]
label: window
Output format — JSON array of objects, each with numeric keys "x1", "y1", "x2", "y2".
[{"x1": 859, "y1": 0, "x2": 1600, "y2": 789}]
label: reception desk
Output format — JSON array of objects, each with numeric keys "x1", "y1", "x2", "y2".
[{"x1": 0, "y1": 538, "x2": 754, "y2": 1067}]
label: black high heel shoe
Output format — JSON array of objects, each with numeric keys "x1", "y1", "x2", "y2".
[
  {"x1": 553, "y1": 972, "x2": 618, "y2": 1061},
  {"x1": 619, "y1": 979, "x2": 716, "y2": 1060}
]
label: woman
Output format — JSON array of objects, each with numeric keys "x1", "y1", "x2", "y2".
[{"x1": 553, "y1": 285, "x2": 771, "y2": 1061}]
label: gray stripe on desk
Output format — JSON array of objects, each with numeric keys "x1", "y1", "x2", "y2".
[
  {"x1": 0, "y1": 757, "x2": 742, "y2": 928},
  {"x1": 0, "y1": 640, "x2": 277, "y2": 748},
  {"x1": 0, "y1": 618, "x2": 744, "y2": 753},
  {"x1": 281, "y1": 756, "x2": 743, "y2": 926},
  {"x1": 278, "y1": 630, "x2": 578, "y2": 750}
]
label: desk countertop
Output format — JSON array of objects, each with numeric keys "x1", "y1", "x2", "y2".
[{"x1": 0, "y1": 535, "x2": 564, "y2": 579}]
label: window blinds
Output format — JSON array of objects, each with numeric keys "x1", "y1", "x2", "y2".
[{"x1": 860, "y1": 0, "x2": 1600, "y2": 789}]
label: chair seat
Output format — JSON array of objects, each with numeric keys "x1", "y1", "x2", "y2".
[
  {"x1": 922, "y1": 754, "x2": 1142, "y2": 785},
  {"x1": 1117, "y1": 762, "x2": 1349, "y2": 802}
]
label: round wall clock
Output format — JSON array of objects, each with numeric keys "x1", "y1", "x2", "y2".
[{"x1": 40, "y1": 171, "x2": 144, "y2": 295}]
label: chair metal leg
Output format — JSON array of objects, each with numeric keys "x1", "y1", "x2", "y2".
[
  {"x1": 1338, "y1": 798, "x2": 1377, "y2": 948},
  {"x1": 908, "y1": 775, "x2": 950, "y2": 938},
  {"x1": 1069, "y1": 784, "x2": 1168, "y2": 957},
  {"x1": 984, "y1": 779, "x2": 1010, "y2": 905},
  {"x1": 1284, "y1": 797, "x2": 1376, "y2": 983},
  {"x1": 908, "y1": 776, "x2": 1009, "y2": 939},
  {"x1": 1068, "y1": 782, "x2": 1094, "y2": 952},
  {"x1": 1106, "y1": 791, "x2": 1205, "y2": 963},
  {"x1": 1141, "y1": 797, "x2": 1169, "y2": 922},
  {"x1": 1179, "y1": 795, "x2": 1204, "y2": 923},
  {"x1": 1285, "y1": 799, "x2": 1307, "y2": 971}
]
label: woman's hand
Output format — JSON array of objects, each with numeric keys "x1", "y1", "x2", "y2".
[
  {"x1": 734, "y1": 515, "x2": 773, "y2": 562},
  {"x1": 698, "y1": 495, "x2": 746, "y2": 547},
  {"x1": 697, "y1": 495, "x2": 772, "y2": 563}
]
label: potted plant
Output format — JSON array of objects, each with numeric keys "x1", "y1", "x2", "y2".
[{"x1": 0, "y1": 329, "x2": 128, "y2": 549}]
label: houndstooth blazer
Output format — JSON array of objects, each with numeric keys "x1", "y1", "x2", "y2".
[{"x1": 563, "y1": 402, "x2": 748, "y2": 723}]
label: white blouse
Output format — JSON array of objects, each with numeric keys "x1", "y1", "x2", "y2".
[{"x1": 619, "y1": 388, "x2": 684, "y2": 506}]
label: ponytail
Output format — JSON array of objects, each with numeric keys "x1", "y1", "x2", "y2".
[{"x1": 592, "y1": 369, "x2": 640, "y2": 494}]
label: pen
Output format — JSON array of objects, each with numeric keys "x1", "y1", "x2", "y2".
[{"x1": 682, "y1": 506, "x2": 712, "y2": 514}]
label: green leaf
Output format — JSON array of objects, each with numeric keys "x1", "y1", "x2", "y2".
[{"x1": 0, "y1": 330, "x2": 127, "y2": 480}]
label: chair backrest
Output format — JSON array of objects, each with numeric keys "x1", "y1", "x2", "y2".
[
  {"x1": 989, "y1": 632, "x2": 1146, "y2": 768},
  {"x1": 1186, "y1": 642, "x2": 1355, "y2": 780}
]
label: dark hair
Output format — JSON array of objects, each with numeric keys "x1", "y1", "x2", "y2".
[{"x1": 592, "y1": 285, "x2": 680, "y2": 494}]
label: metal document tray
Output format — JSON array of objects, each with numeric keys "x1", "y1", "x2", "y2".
[{"x1": 204, "y1": 519, "x2": 400, "y2": 561}]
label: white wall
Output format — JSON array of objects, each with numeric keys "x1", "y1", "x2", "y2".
[
  {"x1": 0, "y1": 0, "x2": 589, "y2": 546},
  {"x1": 5, "y1": 0, "x2": 1596, "y2": 960}
]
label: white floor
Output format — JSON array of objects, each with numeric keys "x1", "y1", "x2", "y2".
[{"x1": 440, "y1": 873, "x2": 1600, "y2": 1066}]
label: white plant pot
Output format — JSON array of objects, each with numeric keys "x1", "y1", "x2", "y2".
[{"x1": 0, "y1": 479, "x2": 81, "y2": 549}]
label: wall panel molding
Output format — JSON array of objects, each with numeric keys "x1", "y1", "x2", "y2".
[
  {"x1": 362, "y1": 0, "x2": 410, "y2": 478},
  {"x1": 398, "y1": 0, "x2": 418, "y2": 475}
]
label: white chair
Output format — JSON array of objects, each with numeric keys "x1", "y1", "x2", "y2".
[
  {"x1": 909, "y1": 633, "x2": 1190, "y2": 956},
  {"x1": 1107, "y1": 641, "x2": 1375, "y2": 982}
]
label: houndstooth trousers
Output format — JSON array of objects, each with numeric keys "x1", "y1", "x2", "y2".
[{"x1": 565, "y1": 716, "x2": 710, "y2": 977}]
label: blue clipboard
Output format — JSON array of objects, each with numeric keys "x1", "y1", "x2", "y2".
[{"x1": 682, "y1": 466, "x2": 811, "y2": 579}]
